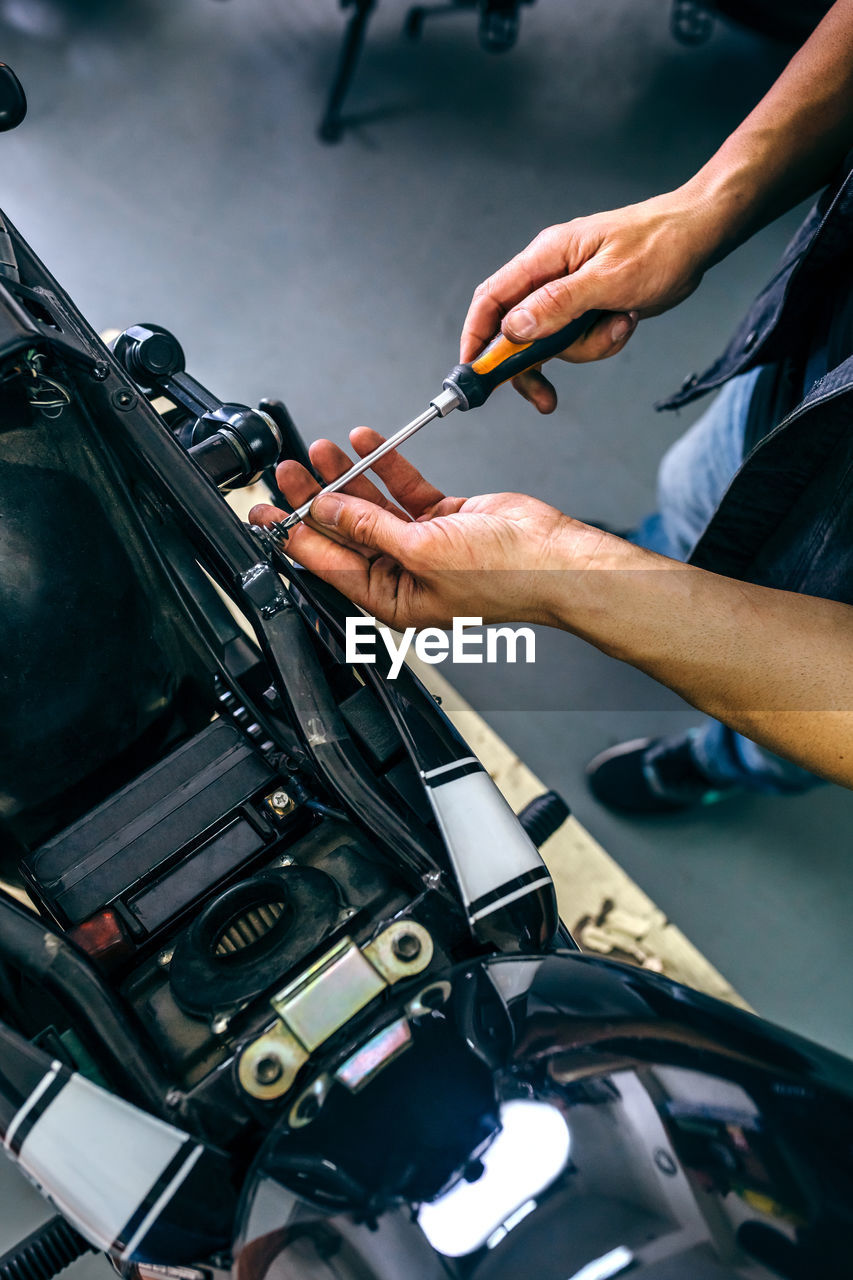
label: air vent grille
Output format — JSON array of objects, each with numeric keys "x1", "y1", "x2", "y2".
[{"x1": 214, "y1": 898, "x2": 286, "y2": 956}]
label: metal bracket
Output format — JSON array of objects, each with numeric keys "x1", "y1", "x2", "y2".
[
  {"x1": 237, "y1": 921, "x2": 433, "y2": 1100},
  {"x1": 240, "y1": 561, "x2": 289, "y2": 618},
  {"x1": 237, "y1": 1023, "x2": 310, "y2": 1102}
]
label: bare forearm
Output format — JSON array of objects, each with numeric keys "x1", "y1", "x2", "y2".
[
  {"x1": 265, "y1": 436, "x2": 853, "y2": 787},
  {"x1": 547, "y1": 530, "x2": 853, "y2": 786},
  {"x1": 683, "y1": 0, "x2": 853, "y2": 265}
]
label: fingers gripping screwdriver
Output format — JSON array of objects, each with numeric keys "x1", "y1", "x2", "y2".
[{"x1": 269, "y1": 309, "x2": 601, "y2": 538}]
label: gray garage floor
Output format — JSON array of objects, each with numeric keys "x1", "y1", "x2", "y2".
[{"x1": 0, "y1": 0, "x2": 851, "y2": 1256}]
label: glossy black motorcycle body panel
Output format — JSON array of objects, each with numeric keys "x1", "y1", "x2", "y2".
[{"x1": 238, "y1": 951, "x2": 853, "y2": 1280}]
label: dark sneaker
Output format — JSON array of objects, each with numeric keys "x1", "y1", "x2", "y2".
[{"x1": 585, "y1": 735, "x2": 735, "y2": 814}]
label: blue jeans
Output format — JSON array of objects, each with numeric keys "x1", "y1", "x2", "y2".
[{"x1": 631, "y1": 370, "x2": 822, "y2": 796}]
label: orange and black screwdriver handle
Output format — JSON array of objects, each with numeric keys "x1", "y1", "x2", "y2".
[{"x1": 442, "y1": 309, "x2": 602, "y2": 411}]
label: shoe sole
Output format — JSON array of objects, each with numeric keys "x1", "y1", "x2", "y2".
[
  {"x1": 586, "y1": 736, "x2": 734, "y2": 814},
  {"x1": 584, "y1": 737, "x2": 654, "y2": 779}
]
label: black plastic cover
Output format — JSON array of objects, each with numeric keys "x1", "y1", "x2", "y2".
[{"x1": 25, "y1": 720, "x2": 275, "y2": 926}]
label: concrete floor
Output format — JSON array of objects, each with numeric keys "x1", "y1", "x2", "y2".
[{"x1": 0, "y1": 0, "x2": 851, "y2": 1256}]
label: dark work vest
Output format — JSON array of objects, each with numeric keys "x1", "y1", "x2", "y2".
[{"x1": 657, "y1": 155, "x2": 853, "y2": 604}]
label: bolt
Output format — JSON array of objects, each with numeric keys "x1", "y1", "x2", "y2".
[
  {"x1": 91, "y1": 362, "x2": 109, "y2": 381},
  {"x1": 211, "y1": 1013, "x2": 230, "y2": 1036},
  {"x1": 254, "y1": 1055, "x2": 283, "y2": 1086},
  {"x1": 165, "y1": 1089, "x2": 184, "y2": 1109},
  {"x1": 267, "y1": 788, "x2": 294, "y2": 817},
  {"x1": 111, "y1": 387, "x2": 137, "y2": 410},
  {"x1": 392, "y1": 931, "x2": 422, "y2": 963},
  {"x1": 157, "y1": 948, "x2": 174, "y2": 969}
]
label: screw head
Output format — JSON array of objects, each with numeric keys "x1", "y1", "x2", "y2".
[
  {"x1": 254, "y1": 1055, "x2": 283, "y2": 1086},
  {"x1": 111, "y1": 387, "x2": 137, "y2": 410},
  {"x1": 211, "y1": 1013, "x2": 230, "y2": 1036},
  {"x1": 157, "y1": 948, "x2": 174, "y2": 969},
  {"x1": 91, "y1": 361, "x2": 109, "y2": 381},
  {"x1": 267, "y1": 788, "x2": 295, "y2": 817},
  {"x1": 392, "y1": 931, "x2": 422, "y2": 963}
]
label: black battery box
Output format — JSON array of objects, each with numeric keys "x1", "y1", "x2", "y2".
[{"x1": 23, "y1": 719, "x2": 282, "y2": 935}]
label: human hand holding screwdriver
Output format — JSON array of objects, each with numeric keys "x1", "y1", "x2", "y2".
[
  {"x1": 460, "y1": 191, "x2": 712, "y2": 413},
  {"x1": 465, "y1": 0, "x2": 853, "y2": 413},
  {"x1": 249, "y1": 1, "x2": 853, "y2": 782}
]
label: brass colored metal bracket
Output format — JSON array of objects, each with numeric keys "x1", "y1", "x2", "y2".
[
  {"x1": 362, "y1": 920, "x2": 432, "y2": 984},
  {"x1": 238, "y1": 921, "x2": 433, "y2": 1101},
  {"x1": 237, "y1": 1022, "x2": 309, "y2": 1102}
]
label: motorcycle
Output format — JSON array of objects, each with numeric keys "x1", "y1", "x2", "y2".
[{"x1": 0, "y1": 63, "x2": 852, "y2": 1280}]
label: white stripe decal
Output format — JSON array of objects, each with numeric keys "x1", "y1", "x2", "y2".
[
  {"x1": 18, "y1": 1074, "x2": 189, "y2": 1246},
  {"x1": 469, "y1": 876, "x2": 554, "y2": 924},
  {"x1": 121, "y1": 1144, "x2": 203, "y2": 1261},
  {"x1": 3, "y1": 1062, "x2": 61, "y2": 1153},
  {"x1": 420, "y1": 757, "x2": 480, "y2": 781},
  {"x1": 427, "y1": 771, "x2": 545, "y2": 906}
]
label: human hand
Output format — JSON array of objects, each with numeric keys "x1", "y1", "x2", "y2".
[
  {"x1": 461, "y1": 189, "x2": 715, "y2": 412},
  {"x1": 249, "y1": 428, "x2": 600, "y2": 632}
]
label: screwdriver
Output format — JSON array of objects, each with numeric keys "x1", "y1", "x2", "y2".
[{"x1": 265, "y1": 308, "x2": 601, "y2": 541}]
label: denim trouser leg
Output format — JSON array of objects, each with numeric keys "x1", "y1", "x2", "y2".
[
  {"x1": 630, "y1": 369, "x2": 823, "y2": 796},
  {"x1": 633, "y1": 369, "x2": 760, "y2": 560}
]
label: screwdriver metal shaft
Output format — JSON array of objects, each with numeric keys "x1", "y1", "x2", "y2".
[
  {"x1": 263, "y1": 309, "x2": 601, "y2": 546},
  {"x1": 267, "y1": 386, "x2": 461, "y2": 540}
]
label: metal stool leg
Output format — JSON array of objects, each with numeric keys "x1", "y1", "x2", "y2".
[{"x1": 318, "y1": 0, "x2": 377, "y2": 143}]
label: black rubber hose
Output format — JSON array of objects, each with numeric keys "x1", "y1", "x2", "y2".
[
  {"x1": 0, "y1": 1217, "x2": 95, "y2": 1280},
  {"x1": 259, "y1": 604, "x2": 440, "y2": 879},
  {"x1": 0, "y1": 890, "x2": 168, "y2": 1115}
]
